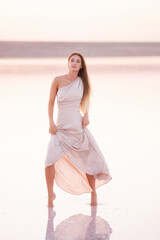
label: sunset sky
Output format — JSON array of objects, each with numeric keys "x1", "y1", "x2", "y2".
[{"x1": 0, "y1": 0, "x2": 160, "y2": 41}]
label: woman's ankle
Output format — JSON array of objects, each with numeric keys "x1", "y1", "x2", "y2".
[{"x1": 91, "y1": 191, "x2": 97, "y2": 195}]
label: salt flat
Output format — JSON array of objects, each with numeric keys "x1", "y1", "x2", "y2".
[{"x1": 0, "y1": 57, "x2": 160, "y2": 240}]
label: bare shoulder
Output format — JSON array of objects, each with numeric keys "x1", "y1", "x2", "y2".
[
  {"x1": 55, "y1": 74, "x2": 68, "y2": 89},
  {"x1": 51, "y1": 75, "x2": 65, "y2": 86}
]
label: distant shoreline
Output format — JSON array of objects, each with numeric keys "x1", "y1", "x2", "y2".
[{"x1": 0, "y1": 41, "x2": 160, "y2": 58}]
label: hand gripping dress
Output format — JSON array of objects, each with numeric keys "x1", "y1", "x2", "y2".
[{"x1": 45, "y1": 76, "x2": 112, "y2": 194}]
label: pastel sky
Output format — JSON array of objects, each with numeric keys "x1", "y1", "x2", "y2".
[{"x1": 0, "y1": 0, "x2": 160, "y2": 41}]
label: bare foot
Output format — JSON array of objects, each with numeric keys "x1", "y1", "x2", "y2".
[
  {"x1": 91, "y1": 192, "x2": 97, "y2": 206},
  {"x1": 47, "y1": 192, "x2": 56, "y2": 208}
]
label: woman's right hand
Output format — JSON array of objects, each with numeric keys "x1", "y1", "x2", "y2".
[{"x1": 49, "y1": 122, "x2": 57, "y2": 135}]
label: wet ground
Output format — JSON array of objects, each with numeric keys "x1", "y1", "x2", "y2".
[{"x1": 0, "y1": 57, "x2": 160, "y2": 240}]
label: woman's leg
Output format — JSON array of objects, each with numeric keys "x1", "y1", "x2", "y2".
[
  {"x1": 45, "y1": 164, "x2": 56, "y2": 207},
  {"x1": 86, "y1": 173, "x2": 97, "y2": 205}
]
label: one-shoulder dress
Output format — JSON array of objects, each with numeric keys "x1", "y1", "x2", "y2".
[{"x1": 45, "y1": 76, "x2": 112, "y2": 194}]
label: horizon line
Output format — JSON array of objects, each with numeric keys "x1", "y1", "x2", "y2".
[{"x1": 0, "y1": 40, "x2": 160, "y2": 43}]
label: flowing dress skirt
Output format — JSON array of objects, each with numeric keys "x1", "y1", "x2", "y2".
[{"x1": 45, "y1": 76, "x2": 112, "y2": 194}]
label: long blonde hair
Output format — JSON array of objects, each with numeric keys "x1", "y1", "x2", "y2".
[{"x1": 68, "y1": 52, "x2": 92, "y2": 114}]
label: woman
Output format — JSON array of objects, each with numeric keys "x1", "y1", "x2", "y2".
[{"x1": 45, "y1": 52, "x2": 112, "y2": 208}]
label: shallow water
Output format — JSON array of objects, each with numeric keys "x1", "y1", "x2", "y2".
[{"x1": 0, "y1": 57, "x2": 160, "y2": 240}]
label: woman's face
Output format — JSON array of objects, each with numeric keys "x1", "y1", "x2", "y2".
[{"x1": 68, "y1": 55, "x2": 82, "y2": 72}]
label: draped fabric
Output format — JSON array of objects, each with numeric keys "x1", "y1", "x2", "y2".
[{"x1": 45, "y1": 76, "x2": 112, "y2": 194}]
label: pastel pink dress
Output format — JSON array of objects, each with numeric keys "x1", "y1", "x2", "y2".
[{"x1": 45, "y1": 76, "x2": 112, "y2": 194}]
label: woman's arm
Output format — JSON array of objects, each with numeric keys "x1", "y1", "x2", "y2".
[
  {"x1": 82, "y1": 111, "x2": 90, "y2": 128},
  {"x1": 84, "y1": 111, "x2": 89, "y2": 117},
  {"x1": 48, "y1": 77, "x2": 58, "y2": 134}
]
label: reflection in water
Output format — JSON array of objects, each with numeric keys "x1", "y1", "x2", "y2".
[{"x1": 45, "y1": 206, "x2": 112, "y2": 240}]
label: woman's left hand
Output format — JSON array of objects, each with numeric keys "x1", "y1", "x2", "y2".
[{"x1": 82, "y1": 114, "x2": 90, "y2": 128}]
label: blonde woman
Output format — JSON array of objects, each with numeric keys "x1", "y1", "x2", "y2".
[{"x1": 45, "y1": 52, "x2": 112, "y2": 208}]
